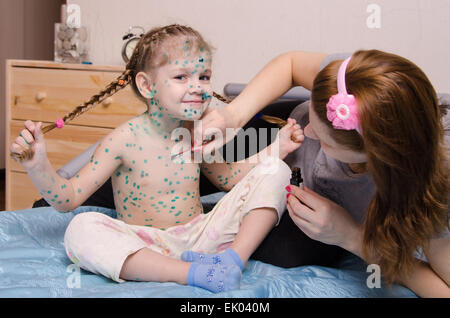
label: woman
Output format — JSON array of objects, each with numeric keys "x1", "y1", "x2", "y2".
[{"x1": 194, "y1": 50, "x2": 450, "y2": 297}]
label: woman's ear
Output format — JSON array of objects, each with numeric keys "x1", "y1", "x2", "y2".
[{"x1": 135, "y1": 71, "x2": 154, "y2": 99}]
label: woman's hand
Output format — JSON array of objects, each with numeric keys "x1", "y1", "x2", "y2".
[
  {"x1": 10, "y1": 120, "x2": 48, "y2": 171},
  {"x1": 191, "y1": 106, "x2": 239, "y2": 156},
  {"x1": 286, "y1": 184, "x2": 363, "y2": 253}
]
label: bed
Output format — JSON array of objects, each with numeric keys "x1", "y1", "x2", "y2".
[{"x1": 4, "y1": 86, "x2": 445, "y2": 298}]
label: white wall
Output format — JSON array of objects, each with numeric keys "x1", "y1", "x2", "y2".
[{"x1": 67, "y1": 0, "x2": 450, "y2": 95}]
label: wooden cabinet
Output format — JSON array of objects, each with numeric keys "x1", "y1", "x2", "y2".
[{"x1": 4, "y1": 60, "x2": 146, "y2": 211}]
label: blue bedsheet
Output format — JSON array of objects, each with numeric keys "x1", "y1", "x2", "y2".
[{"x1": 0, "y1": 204, "x2": 417, "y2": 298}]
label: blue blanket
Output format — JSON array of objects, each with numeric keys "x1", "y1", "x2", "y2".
[{"x1": 0, "y1": 204, "x2": 416, "y2": 298}]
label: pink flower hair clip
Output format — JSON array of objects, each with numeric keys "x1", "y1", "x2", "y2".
[{"x1": 326, "y1": 56, "x2": 362, "y2": 135}]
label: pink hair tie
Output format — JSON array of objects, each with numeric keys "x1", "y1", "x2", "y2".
[
  {"x1": 326, "y1": 56, "x2": 362, "y2": 135},
  {"x1": 56, "y1": 118, "x2": 65, "y2": 129}
]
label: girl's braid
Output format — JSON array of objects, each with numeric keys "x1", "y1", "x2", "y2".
[
  {"x1": 11, "y1": 69, "x2": 132, "y2": 162},
  {"x1": 12, "y1": 24, "x2": 287, "y2": 162}
]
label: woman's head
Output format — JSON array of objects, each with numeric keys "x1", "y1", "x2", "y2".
[
  {"x1": 311, "y1": 49, "x2": 449, "y2": 284},
  {"x1": 126, "y1": 24, "x2": 214, "y2": 121}
]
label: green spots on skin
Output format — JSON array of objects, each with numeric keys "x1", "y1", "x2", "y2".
[
  {"x1": 174, "y1": 211, "x2": 182, "y2": 217},
  {"x1": 77, "y1": 188, "x2": 82, "y2": 193},
  {"x1": 140, "y1": 170, "x2": 149, "y2": 178},
  {"x1": 105, "y1": 148, "x2": 109, "y2": 153},
  {"x1": 202, "y1": 92, "x2": 212, "y2": 100},
  {"x1": 61, "y1": 184, "x2": 67, "y2": 189}
]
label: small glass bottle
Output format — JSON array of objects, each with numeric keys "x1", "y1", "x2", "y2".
[{"x1": 290, "y1": 167, "x2": 303, "y2": 188}]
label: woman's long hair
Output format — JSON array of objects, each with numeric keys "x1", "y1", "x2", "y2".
[{"x1": 311, "y1": 49, "x2": 449, "y2": 284}]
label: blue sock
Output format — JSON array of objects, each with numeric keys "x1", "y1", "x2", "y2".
[
  {"x1": 181, "y1": 248, "x2": 244, "y2": 270},
  {"x1": 186, "y1": 263, "x2": 241, "y2": 293}
]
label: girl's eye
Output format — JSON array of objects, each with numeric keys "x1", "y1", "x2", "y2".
[
  {"x1": 174, "y1": 75, "x2": 187, "y2": 80},
  {"x1": 200, "y1": 75, "x2": 211, "y2": 81}
]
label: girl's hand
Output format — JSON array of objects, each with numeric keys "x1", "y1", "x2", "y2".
[
  {"x1": 276, "y1": 118, "x2": 304, "y2": 160},
  {"x1": 10, "y1": 120, "x2": 48, "y2": 171},
  {"x1": 286, "y1": 185, "x2": 362, "y2": 251}
]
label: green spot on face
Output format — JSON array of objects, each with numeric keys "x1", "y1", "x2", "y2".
[
  {"x1": 105, "y1": 148, "x2": 109, "y2": 153},
  {"x1": 77, "y1": 189, "x2": 82, "y2": 193}
]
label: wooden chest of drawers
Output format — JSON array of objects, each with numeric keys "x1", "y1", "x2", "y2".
[{"x1": 4, "y1": 60, "x2": 146, "y2": 211}]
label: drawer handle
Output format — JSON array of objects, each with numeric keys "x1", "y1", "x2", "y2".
[
  {"x1": 35, "y1": 92, "x2": 47, "y2": 103},
  {"x1": 102, "y1": 97, "x2": 113, "y2": 106}
]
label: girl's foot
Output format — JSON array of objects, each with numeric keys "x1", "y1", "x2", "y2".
[{"x1": 187, "y1": 263, "x2": 241, "y2": 293}]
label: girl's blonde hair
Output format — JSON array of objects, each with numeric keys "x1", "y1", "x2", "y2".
[
  {"x1": 13, "y1": 24, "x2": 233, "y2": 161},
  {"x1": 312, "y1": 49, "x2": 449, "y2": 285}
]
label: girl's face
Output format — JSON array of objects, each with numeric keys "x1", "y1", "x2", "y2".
[
  {"x1": 304, "y1": 102, "x2": 367, "y2": 164},
  {"x1": 137, "y1": 49, "x2": 213, "y2": 121}
]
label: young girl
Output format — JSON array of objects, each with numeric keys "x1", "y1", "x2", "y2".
[
  {"x1": 195, "y1": 50, "x2": 450, "y2": 297},
  {"x1": 9, "y1": 24, "x2": 304, "y2": 293}
]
